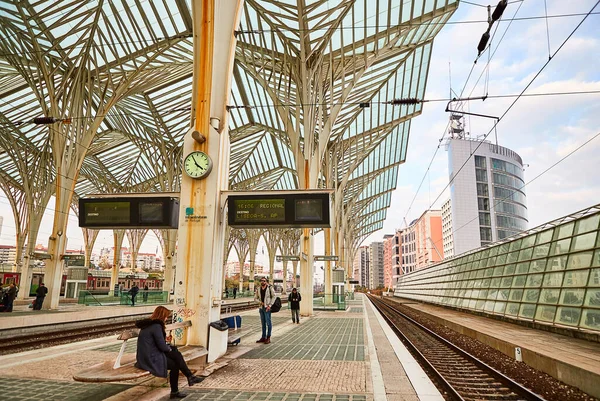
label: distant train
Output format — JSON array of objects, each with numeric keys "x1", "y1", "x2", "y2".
[
  {"x1": 86, "y1": 270, "x2": 163, "y2": 293},
  {"x1": 0, "y1": 271, "x2": 67, "y2": 296}
]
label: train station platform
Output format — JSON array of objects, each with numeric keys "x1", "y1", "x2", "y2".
[{"x1": 0, "y1": 294, "x2": 440, "y2": 401}]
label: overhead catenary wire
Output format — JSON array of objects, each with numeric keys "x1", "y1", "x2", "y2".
[{"x1": 427, "y1": 0, "x2": 600, "y2": 212}]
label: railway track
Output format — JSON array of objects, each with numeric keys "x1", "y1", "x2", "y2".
[
  {"x1": 368, "y1": 295, "x2": 546, "y2": 401},
  {"x1": 0, "y1": 300, "x2": 265, "y2": 355}
]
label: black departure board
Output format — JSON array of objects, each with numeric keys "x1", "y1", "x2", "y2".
[
  {"x1": 233, "y1": 199, "x2": 286, "y2": 223},
  {"x1": 228, "y1": 192, "x2": 330, "y2": 228},
  {"x1": 80, "y1": 197, "x2": 179, "y2": 228}
]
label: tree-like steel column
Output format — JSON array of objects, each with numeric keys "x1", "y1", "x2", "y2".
[
  {"x1": 154, "y1": 229, "x2": 178, "y2": 295},
  {"x1": 232, "y1": 229, "x2": 249, "y2": 293},
  {"x1": 126, "y1": 229, "x2": 148, "y2": 272},
  {"x1": 174, "y1": 0, "x2": 241, "y2": 350},
  {"x1": 111, "y1": 230, "x2": 126, "y2": 293},
  {"x1": 247, "y1": 229, "x2": 262, "y2": 292}
]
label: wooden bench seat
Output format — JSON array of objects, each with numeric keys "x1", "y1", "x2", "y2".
[{"x1": 73, "y1": 320, "x2": 206, "y2": 383}]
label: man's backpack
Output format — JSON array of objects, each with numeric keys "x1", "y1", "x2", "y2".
[{"x1": 271, "y1": 296, "x2": 282, "y2": 313}]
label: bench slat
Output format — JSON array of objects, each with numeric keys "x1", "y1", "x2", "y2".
[{"x1": 73, "y1": 346, "x2": 208, "y2": 383}]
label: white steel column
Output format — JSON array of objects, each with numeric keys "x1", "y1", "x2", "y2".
[{"x1": 174, "y1": 0, "x2": 241, "y2": 348}]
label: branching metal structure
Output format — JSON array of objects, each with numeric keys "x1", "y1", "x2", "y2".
[{"x1": 0, "y1": 1, "x2": 457, "y2": 298}]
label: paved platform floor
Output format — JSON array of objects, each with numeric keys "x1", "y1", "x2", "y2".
[{"x1": 0, "y1": 295, "x2": 435, "y2": 401}]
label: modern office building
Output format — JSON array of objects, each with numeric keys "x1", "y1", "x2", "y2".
[
  {"x1": 383, "y1": 234, "x2": 394, "y2": 289},
  {"x1": 414, "y1": 209, "x2": 444, "y2": 267},
  {"x1": 400, "y1": 223, "x2": 417, "y2": 274},
  {"x1": 369, "y1": 242, "x2": 384, "y2": 289},
  {"x1": 353, "y1": 246, "x2": 370, "y2": 287},
  {"x1": 446, "y1": 118, "x2": 528, "y2": 256}
]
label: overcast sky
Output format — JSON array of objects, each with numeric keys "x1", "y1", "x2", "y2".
[{"x1": 1, "y1": 0, "x2": 599, "y2": 278}]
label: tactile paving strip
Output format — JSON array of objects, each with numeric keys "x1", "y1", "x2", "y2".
[{"x1": 185, "y1": 389, "x2": 369, "y2": 401}]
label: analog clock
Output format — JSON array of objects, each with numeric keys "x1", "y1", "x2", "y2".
[{"x1": 184, "y1": 151, "x2": 213, "y2": 179}]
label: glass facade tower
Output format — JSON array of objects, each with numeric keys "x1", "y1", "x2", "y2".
[{"x1": 447, "y1": 137, "x2": 528, "y2": 256}]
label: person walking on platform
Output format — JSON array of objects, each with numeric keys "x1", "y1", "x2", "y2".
[
  {"x1": 143, "y1": 285, "x2": 149, "y2": 303},
  {"x1": 129, "y1": 284, "x2": 139, "y2": 306},
  {"x1": 4, "y1": 283, "x2": 17, "y2": 312},
  {"x1": 233, "y1": 286, "x2": 237, "y2": 299},
  {"x1": 255, "y1": 276, "x2": 275, "y2": 344},
  {"x1": 33, "y1": 282, "x2": 48, "y2": 310},
  {"x1": 135, "y1": 306, "x2": 204, "y2": 399},
  {"x1": 288, "y1": 288, "x2": 301, "y2": 324}
]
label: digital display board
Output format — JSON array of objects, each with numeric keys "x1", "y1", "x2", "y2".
[
  {"x1": 233, "y1": 199, "x2": 286, "y2": 224},
  {"x1": 80, "y1": 197, "x2": 179, "y2": 229},
  {"x1": 84, "y1": 201, "x2": 130, "y2": 225},
  {"x1": 295, "y1": 199, "x2": 323, "y2": 221},
  {"x1": 139, "y1": 202, "x2": 164, "y2": 223},
  {"x1": 228, "y1": 192, "x2": 330, "y2": 228}
]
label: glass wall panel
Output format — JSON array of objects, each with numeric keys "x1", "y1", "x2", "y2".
[
  {"x1": 501, "y1": 277, "x2": 514, "y2": 287},
  {"x1": 555, "y1": 307, "x2": 580, "y2": 326},
  {"x1": 496, "y1": 254, "x2": 507, "y2": 264},
  {"x1": 524, "y1": 289, "x2": 540, "y2": 303},
  {"x1": 519, "y1": 304, "x2": 536, "y2": 319},
  {"x1": 516, "y1": 262, "x2": 530, "y2": 274},
  {"x1": 540, "y1": 289, "x2": 560, "y2": 304},
  {"x1": 550, "y1": 239, "x2": 571, "y2": 255},
  {"x1": 526, "y1": 274, "x2": 543, "y2": 287},
  {"x1": 494, "y1": 302, "x2": 507, "y2": 313},
  {"x1": 535, "y1": 229, "x2": 554, "y2": 245},
  {"x1": 567, "y1": 251, "x2": 593, "y2": 269},
  {"x1": 518, "y1": 247, "x2": 533, "y2": 261},
  {"x1": 504, "y1": 264, "x2": 516, "y2": 275},
  {"x1": 513, "y1": 275, "x2": 527, "y2": 287},
  {"x1": 507, "y1": 252, "x2": 519, "y2": 263},
  {"x1": 498, "y1": 289, "x2": 510, "y2": 300},
  {"x1": 575, "y1": 214, "x2": 600, "y2": 234},
  {"x1": 571, "y1": 232, "x2": 597, "y2": 252},
  {"x1": 581, "y1": 309, "x2": 600, "y2": 330},
  {"x1": 563, "y1": 271, "x2": 590, "y2": 287},
  {"x1": 536, "y1": 305, "x2": 557, "y2": 322},
  {"x1": 556, "y1": 222, "x2": 575, "y2": 240},
  {"x1": 530, "y1": 259, "x2": 546, "y2": 273},
  {"x1": 547, "y1": 255, "x2": 567, "y2": 271},
  {"x1": 543, "y1": 272, "x2": 564, "y2": 287},
  {"x1": 589, "y1": 268, "x2": 600, "y2": 285},
  {"x1": 506, "y1": 303, "x2": 520, "y2": 316},
  {"x1": 560, "y1": 289, "x2": 585, "y2": 306},
  {"x1": 521, "y1": 235, "x2": 536, "y2": 248},
  {"x1": 509, "y1": 289, "x2": 523, "y2": 301},
  {"x1": 533, "y1": 244, "x2": 550, "y2": 258}
]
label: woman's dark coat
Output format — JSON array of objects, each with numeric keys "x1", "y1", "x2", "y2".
[
  {"x1": 288, "y1": 292, "x2": 302, "y2": 310},
  {"x1": 135, "y1": 319, "x2": 171, "y2": 377}
]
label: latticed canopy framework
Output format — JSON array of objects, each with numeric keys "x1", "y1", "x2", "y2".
[{"x1": 0, "y1": 0, "x2": 457, "y2": 258}]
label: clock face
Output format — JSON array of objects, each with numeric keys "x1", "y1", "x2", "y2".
[{"x1": 184, "y1": 151, "x2": 213, "y2": 179}]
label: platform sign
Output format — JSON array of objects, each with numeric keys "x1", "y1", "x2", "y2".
[
  {"x1": 349, "y1": 280, "x2": 359, "y2": 284},
  {"x1": 276, "y1": 255, "x2": 300, "y2": 262},
  {"x1": 314, "y1": 255, "x2": 339, "y2": 261},
  {"x1": 227, "y1": 192, "x2": 330, "y2": 228},
  {"x1": 79, "y1": 197, "x2": 179, "y2": 229}
]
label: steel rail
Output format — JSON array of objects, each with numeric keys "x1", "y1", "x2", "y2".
[{"x1": 368, "y1": 295, "x2": 547, "y2": 401}]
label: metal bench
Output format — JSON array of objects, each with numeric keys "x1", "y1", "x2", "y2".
[{"x1": 73, "y1": 320, "x2": 207, "y2": 383}]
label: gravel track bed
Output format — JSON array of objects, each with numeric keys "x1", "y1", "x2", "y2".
[{"x1": 381, "y1": 297, "x2": 598, "y2": 401}]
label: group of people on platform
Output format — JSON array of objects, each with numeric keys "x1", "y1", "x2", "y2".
[
  {"x1": 0, "y1": 282, "x2": 47, "y2": 312},
  {"x1": 224, "y1": 286, "x2": 238, "y2": 299},
  {"x1": 127, "y1": 284, "x2": 151, "y2": 306}
]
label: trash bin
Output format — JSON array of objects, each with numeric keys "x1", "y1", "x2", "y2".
[{"x1": 208, "y1": 319, "x2": 229, "y2": 362}]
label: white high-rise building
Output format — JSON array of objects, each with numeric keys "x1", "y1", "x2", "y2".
[
  {"x1": 353, "y1": 246, "x2": 370, "y2": 287},
  {"x1": 441, "y1": 198, "x2": 454, "y2": 259},
  {"x1": 446, "y1": 118, "x2": 527, "y2": 256}
]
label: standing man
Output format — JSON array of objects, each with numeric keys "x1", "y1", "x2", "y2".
[
  {"x1": 130, "y1": 284, "x2": 139, "y2": 306},
  {"x1": 254, "y1": 277, "x2": 275, "y2": 344},
  {"x1": 34, "y1": 282, "x2": 48, "y2": 310},
  {"x1": 233, "y1": 286, "x2": 237, "y2": 299},
  {"x1": 5, "y1": 283, "x2": 17, "y2": 312},
  {"x1": 288, "y1": 288, "x2": 301, "y2": 324},
  {"x1": 143, "y1": 285, "x2": 149, "y2": 303}
]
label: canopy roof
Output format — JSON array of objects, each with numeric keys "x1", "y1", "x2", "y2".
[{"x1": 0, "y1": 0, "x2": 457, "y2": 243}]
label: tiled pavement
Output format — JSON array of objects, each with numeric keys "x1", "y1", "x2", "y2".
[
  {"x1": 183, "y1": 389, "x2": 367, "y2": 401},
  {"x1": 1, "y1": 377, "x2": 131, "y2": 401},
  {"x1": 241, "y1": 317, "x2": 364, "y2": 361}
]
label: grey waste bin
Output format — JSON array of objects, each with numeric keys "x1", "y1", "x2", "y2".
[{"x1": 208, "y1": 320, "x2": 229, "y2": 362}]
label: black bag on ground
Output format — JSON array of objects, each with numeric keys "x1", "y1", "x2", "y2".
[{"x1": 270, "y1": 296, "x2": 282, "y2": 313}]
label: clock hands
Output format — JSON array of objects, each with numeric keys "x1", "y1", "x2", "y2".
[{"x1": 192, "y1": 156, "x2": 204, "y2": 171}]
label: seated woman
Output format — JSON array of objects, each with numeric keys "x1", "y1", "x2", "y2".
[{"x1": 135, "y1": 306, "x2": 204, "y2": 399}]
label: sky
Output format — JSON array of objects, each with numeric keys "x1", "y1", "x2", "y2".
[{"x1": 1, "y1": 0, "x2": 599, "y2": 281}]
